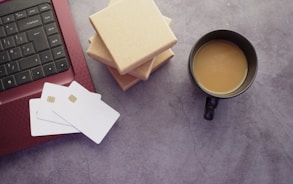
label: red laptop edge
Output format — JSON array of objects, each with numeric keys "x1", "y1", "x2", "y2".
[{"x1": 0, "y1": 0, "x2": 95, "y2": 156}]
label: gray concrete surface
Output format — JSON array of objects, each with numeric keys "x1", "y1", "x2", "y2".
[{"x1": 1, "y1": 0, "x2": 293, "y2": 183}]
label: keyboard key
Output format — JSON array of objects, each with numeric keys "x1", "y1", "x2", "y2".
[
  {"x1": 0, "y1": 65, "x2": 7, "y2": 77},
  {"x1": 0, "y1": 51, "x2": 10, "y2": 64},
  {"x1": 8, "y1": 47, "x2": 22, "y2": 60},
  {"x1": 27, "y1": 7, "x2": 39, "y2": 16},
  {"x1": 48, "y1": 34, "x2": 62, "y2": 47},
  {"x1": 15, "y1": 70, "x2": 32, "y2": 85},
  {"x1": 17, "y1": 15, "x2": 42, "y2": 31},
  {"x1": 6, "y1": 61, "x2": 20, "y2": 74},
  {"x1": 2, "y1": 14, "x2": 15, "y2": 24},
  {"x1": 21, "y1": 43, "x2": 35, "y2": 56},
  {"x1": 19, "y1": 55, "x2": 40, "y2": 70},
  {"x1": 41, "y1": 11, "x2": 54, "y2": 24},
  {"x1": 2, "y1": 36, "x2": 15, "y2": 49},
  {"x1": 15, "y1": 33, "x2": 28, "y2": 45},
  {"x1": 0, "y1": 26, "x2": 5, "y2": 38},
  {"x1": 55, "y1": 58, "x2": 69, "y2": 72},
  {"x1": 52, "y1": 46, "x2": 66, "y2": 60},
  {"x1": 31, "y1": 66, "x2": 44, "y2": 80},
  {"x1": 39, "y1": 50, "x2": 53, "y2": 64},
  {"x1": 0, "y1": 79, "x2": 4, "y2": 92},
  {"x1": 43, "y1": 62, "x2": 56, "y2": 76},
  {"x1": 27, "y1": 27, "x2": 49, "y2": 52},
  {"x1": 39, "y1": 4, "x2": 51, "y2": 12},
  {"x1": 2, "y1": 75, "x2": 16, "y2": 89},
  {"x1": 0, "y1": 18, "x2": 2, "y2": 25},
  {"x1": 44, "y1": 23, "x2": 58, "y2": 36},
  {"x1": 5, "y1": 22, "x2": 18, "y2": 35},
  {"x1": 15, "y1": 11, "x2": 27, "y2": 20}
]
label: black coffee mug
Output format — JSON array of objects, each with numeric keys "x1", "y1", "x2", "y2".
[{"x1": 189, "y1": 30, "x2": 257, "y2": 120}]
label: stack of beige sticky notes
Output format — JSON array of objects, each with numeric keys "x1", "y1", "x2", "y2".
[{"x1": 87, "y1": 0, "x2": 177, "y2": 91}]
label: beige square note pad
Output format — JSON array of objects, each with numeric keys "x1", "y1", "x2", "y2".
[
  {"x1": 87, "y1": 34, "x2": 154, "y2": 81},
  {"x1": 89, "y1": 0, "x2": 177, "y2": 75},
  {"x1": 107, "y1": 49, "x2": 174, "y2": 91},
  {"x1": 87, "y1": 16, "x2": 172, "y2": 80}
]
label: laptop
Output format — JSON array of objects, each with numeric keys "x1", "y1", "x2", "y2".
[{"x1": 0, "y1": 0, "x2": 95, "y2": 156}]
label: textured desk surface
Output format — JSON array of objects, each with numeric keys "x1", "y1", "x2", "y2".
[{"x1": 1, "y1": 0, "x2": 293, "y2": 183}]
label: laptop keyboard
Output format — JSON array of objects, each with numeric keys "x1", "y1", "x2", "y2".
[{"x1": 0, "y1": 3, "x2": 70, "y2": 92}]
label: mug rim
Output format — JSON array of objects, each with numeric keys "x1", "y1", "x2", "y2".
[{"x1": 189, "y1": 29, "x2": 258, "y2": 99}]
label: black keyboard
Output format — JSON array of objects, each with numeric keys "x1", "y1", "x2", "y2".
[{"x1": 0, "y1": 2, "x2": 70, "y2": 92}]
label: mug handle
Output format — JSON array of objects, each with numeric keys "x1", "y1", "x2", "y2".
[{"x1": 204, "y1": 96, "x2": 219, "y2": 120}]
